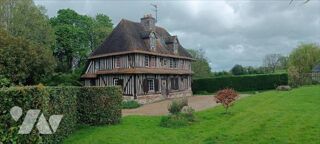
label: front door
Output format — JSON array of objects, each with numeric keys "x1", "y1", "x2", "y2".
[{"x1": 161, "y1": 79, "x2": 168, "y2": 97}]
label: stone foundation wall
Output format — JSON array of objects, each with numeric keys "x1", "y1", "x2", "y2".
[
  {"x1": 134, "y1": 90, "x2": 193, "y2": 104},
  {"x1": 123, "y1": 95, "x2": 134, "y2": 101}
]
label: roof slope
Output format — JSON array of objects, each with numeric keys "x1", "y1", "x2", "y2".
[{"x1": 90, "y1": 19, "x2": 192, "y2": 59}]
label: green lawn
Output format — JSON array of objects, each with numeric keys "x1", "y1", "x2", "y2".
[{"x1": 64, "y1": 85, "x2": 320, "y2": 144}]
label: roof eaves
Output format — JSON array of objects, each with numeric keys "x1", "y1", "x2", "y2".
[{"x1": 89, "y1": 50, "x2": 195, "y2": 60}]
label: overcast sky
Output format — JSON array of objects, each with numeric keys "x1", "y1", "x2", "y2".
[{"x1": 34, "y1": 0, "x2": 320, "y2": 71}]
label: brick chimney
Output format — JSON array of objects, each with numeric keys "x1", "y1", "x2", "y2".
[{"x1": 140, "y1": 14, "x2": 156, "y2": 31}]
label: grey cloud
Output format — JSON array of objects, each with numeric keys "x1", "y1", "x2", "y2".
[{"x1": 34, "y1": 0, "x2": 320, "y2": 71}]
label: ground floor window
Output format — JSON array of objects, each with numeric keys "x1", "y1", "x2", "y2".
[
  {"x1": 143, "y1": 78, "x2": 159, "y2": 93},
  {"x1": 171, "y1": 77, "x2": 179, "y2": 90},
  {"x1": 90, "y1": 79, "x2": 96, "y2": 86},
  {"x1": 113, "y1": 78, "x2": 123, "y2": 87},
  {"x1": 148, "y1": 79, "x2": 155, "y2": 91}
]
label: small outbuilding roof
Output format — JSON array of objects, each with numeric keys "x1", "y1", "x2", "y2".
[{"x1": 312, "y1": 64, "x2": 320, "y2": 73}]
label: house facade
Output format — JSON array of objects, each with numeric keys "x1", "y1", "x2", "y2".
[{"x1": 81, "y1": 14, "x2": 193, "y2": 104}]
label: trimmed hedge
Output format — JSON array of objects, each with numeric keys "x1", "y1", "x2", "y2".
[
  {"x1": 0, "y1": 85, "x2": 122, "y2": 144},
  {"x1": 192, "y1": 73, "x2": 288, "y2": 94},
  {"x1": 77, "y1": 87, "x2": 122, "y2": 125}
]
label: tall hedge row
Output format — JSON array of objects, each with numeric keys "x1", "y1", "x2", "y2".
[
  {"x1": 192, "y1": 73, "x2": 288, "y2": 93},
  {"x1": 77, "y1": 87, "x2": 122, "y2": 125},
  {"x1": 0, "y1": 86, "x2": 122, "y2": 144}
]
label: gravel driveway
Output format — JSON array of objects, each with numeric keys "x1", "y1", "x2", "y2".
[{"x1": 122, "y1": 94, "x2": 249, "y2": 116}]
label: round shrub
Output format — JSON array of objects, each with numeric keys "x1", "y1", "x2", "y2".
[{"x1": 168, "y1": 98, "x2": 188, "y2": 115}]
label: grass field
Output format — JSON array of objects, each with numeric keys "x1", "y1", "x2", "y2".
[{"x1": 64, "y1": 85, "x2": 320, "y2": 144}]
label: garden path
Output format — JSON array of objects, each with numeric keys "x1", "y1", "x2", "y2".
[{"x1": 122, "y1": 94, "x2": 249, "y2": 116}]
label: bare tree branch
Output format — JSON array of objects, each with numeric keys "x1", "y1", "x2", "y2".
[{"x1": 290, "y1": 0, "x2": 311, "y2": 5}]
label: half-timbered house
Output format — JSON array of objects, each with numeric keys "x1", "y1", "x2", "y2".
[{"x1": 81, "y1": 14, "x2": 193, "y2": 103}]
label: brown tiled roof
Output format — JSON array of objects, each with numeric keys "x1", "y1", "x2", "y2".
[{"x1": 89, "y1": 19, "x2": 192, "y2": 59}]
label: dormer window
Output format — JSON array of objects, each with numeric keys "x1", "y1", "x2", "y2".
[
  {"x1": 173, "y1": 39, "x2": 178, "y2": 54},
  {"x1": 150, "y1": 32, "x2": 156, "y2": 50}
]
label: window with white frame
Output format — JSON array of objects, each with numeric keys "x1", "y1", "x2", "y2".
[
  {"x1": 113, "y1": 78, "x2": 119, "y2": 85},
  {"x1": 115, "y1": 57, "x2": 120, "y2": 68},
  {"x1": 100, "y1": 59, "x2": 105, "y2": 70},
  {"x1": 160, "y1": 58, "x2": 164, "y2": 66},
  {"x1": 128, "y1": 55, "x2": 134, "y2": 67},
  {"x1": 182, "y1": 60, "x2": 185, "y2": 69},
  {"x1": 148, "y1": 79, "x2": 155, "y2": 91},
  {"x1": 170, "y1": 78, "x2": 179, "y2": 90},
  {"x1": 145, "y1": 55, "x2": 149, "y2": 67},
  {"x1": 95, "y1": 60, "x2": 100, "y2": 71},
  {"x1": 150, "y1": 56, "x2": 156, "y2": 67},
  {"x1": 150, "y1": 32, "x2": 156, "y2": 50},
  {"x1": 173, "y1": 59, "x2": 177, "y2": 68},
  {"x1": 161, "y1": 58, "x2": 167, "y2": 67}
]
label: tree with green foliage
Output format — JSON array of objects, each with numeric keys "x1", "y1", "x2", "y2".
[
  {"x1": 50, "y1": 9, "x2": 113, "y2": 72},
  {"x1": 50, "y1": 9, "x2": 92, "y2": 72},
  {"x1": 90, "y1": 14, "x2": 113, "y2": 51},
  {"x1": 288, "y1": 43, "x2": 320, "y2": 86},
  {"x1": 0, "y1": 0, "x2": 55, "y2": 48},
  {"x1": 187, "y1": 49, "x2": 211, "y2": 79},
  {"x1": 246, "y1": 66, "x2": 256, "y2": 74},
  {"x1": 289, "y1": 43, "x2": 320, "y2": 73},
  {"x1": 230, "y1": 64, "x2": 246, "y2": 75},
  {"x1": 0, "y1": 0, "x2": 56, "y2": 85},
  {"x1": 0, "y1": 29, "x2": 56, "y2": 85},
  {"x1": 212, "y1": 71, "x2": 232, "y2": 77}
]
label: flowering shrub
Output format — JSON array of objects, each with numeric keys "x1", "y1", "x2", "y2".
[{"x1": 215, "y1": 88, "x2": 239, "y2": 113}]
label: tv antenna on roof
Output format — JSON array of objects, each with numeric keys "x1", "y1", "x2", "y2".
[{"x1": 150, "y1": 4, "x2": 158, "y2": 23}]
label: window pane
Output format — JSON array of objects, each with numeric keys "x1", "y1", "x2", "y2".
[
  {"x1": 115, "y1": 57, "x2": 120, "y2": 68},
  {"x1": 145, "y1": 55, "x2": 149, "y2": 67},
  {"x1": 148, "y1": 79, "x2": 154, "y2": 91},
  {"x1": 95, "y1": 60, "x2": 99, "y2": 71},
  {"x1": 151, "y1": 56, "x2": 155, "y2": 67},
  {"x1": 113, "y1": 78, "x2": 118, "y2": 85}
]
